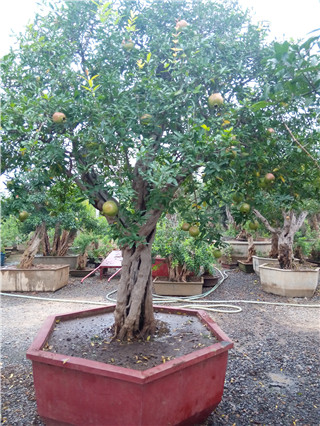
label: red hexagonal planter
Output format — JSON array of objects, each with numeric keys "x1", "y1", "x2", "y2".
[{"x1": 27, "y1": 305, "x2": 233, "y2": 426}]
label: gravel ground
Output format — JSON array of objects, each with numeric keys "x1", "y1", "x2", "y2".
[{"x1": 1, "y1": 268, "x2": 319, "y2": 425}]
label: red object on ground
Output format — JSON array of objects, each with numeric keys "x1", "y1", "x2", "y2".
[
  {"x1": 98, "y1": 250, "x2": 123, "y2": 280},
  {"x1": 81, "y1": 252, "x2": 169, "y2": 283},
  {"x1": 151, "y1": 258, "x2": 169, "y2": 278},
  {"x1": 80, "y1": 250, "x2": 123, "y2": 283},
  {"x1": 27, "y1": 305, "x2": 233, "y2": 426}
]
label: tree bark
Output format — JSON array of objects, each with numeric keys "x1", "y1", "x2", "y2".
[
  {"x1": 226, "y1": 206, "x2": 238, "y2": 231},
  {"x1": 308, "y1": 213, "x2": 320, "y2": 232},
  {"x1": 114, "y1": 241, "x2": 156, "y2": 340},
  {"x1": 278, "y1": 211, "x2": 308, "y2": 269},
  {"x1": 51, "y1": 222, "x2": 62, "y2": 256},
  {"x1": 269, "y1": 233, "x2": 279, "y2": 258},
  {"x1": 77, "y1": 252, "x2": 88, "y2": 270},
  {"x1": 236, "y1": 228, "x2": 247, "y2": 241},
  {"x1": 42, "y1": 225, "x2": 51, "y2": 256},
  {"x1": 57, "y1": 229, "x2": 77, "y2": 256},
  {"x1": 253, "y1": 208, "x2": 280, "y2": 258},
  {"x1": 19, "y1": 224, "x2": 45, "y2": 269},
  {"x1": 245, "y1": 233, "x2": 256, "y2": 263}
]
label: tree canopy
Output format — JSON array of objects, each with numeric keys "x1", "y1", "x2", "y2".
[{"x1": 1, "y1": 0, "x2": 319, "y2": 338}]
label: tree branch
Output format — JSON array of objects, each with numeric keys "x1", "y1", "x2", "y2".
[
  {"x1": 283, "y1": 123, "x2": 320, "y2": 170},
  {"x1": 253, "y1": 208, "x2": 277, "y2": 234}
]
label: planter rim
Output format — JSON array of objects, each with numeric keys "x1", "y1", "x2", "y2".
[
  {"x1": 1, "y1": 265, "x2": 69, "y2": 272},
  {"x1": 153, "y1": 276, "x2": 204, "y2": 284},
  {"x1": 259, "y1": 263, "x2": 320, "y2": 273},
  {"x1": 227, "y1": 240, "x2": 271, "y2": 245},
  {"x1": 27, "y1": 305, "x2": 233, "y2": 385},
  {"x1": 34, "y1": 255, "x2": 79, "y2": 258}
]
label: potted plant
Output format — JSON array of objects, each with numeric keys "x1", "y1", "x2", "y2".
[
  {"x1": 69, "y1": 232, "x2": 97, "y2": 277},
  {"x1": 237, "y1": 233, "x2": 256, "y2": 273},
  {"x1": 255, "y1": 211, "x2": 320, "y2": 296},
  {"x1": 219, "y1": 245, "x2": 238, "y2": 269},
  {"x1": 151, "y1": 218, "x2": 205, "y2": 296},
  {"x1": 5, "y1": 0, "x2": 314, "y2": 422},
  {"x1": 27, "y1": 304, "x2": 234, "y2": 426}
]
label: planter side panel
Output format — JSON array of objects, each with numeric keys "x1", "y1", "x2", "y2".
[
  {"x1": 153, "y1": 281, "x2": 203, "y2": 296},
  {"x1": 142, "y1": 352, "x2": 229, "y2": 426},
  {"x1": 252, "y1": 256, "x2": 278, "y2": 275},
  {"x1": 32, "y1": 361, "x2": 143, "y2": 426},
  {"x1": 260, "y1": 266, "x2": 319, "y2": 297},
  {"x1": 33, "y1": 256, "x2": 79, "y2": 269},
  {"x1": 0, "y1": 267, "x2": 69, "y2": 292},
  {"x1": 228, "y1": 241, "x2": 271, "y2": 257}
]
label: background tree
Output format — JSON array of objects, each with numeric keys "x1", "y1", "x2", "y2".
[
  {"x1": 202, "y1": 34, "x2": 320, "y2": 268},
  {"x1": 2, "y1": 0, "x2": 317, "y2": 338},
  {"x1": 2, "y1": 172, "x2": 101, "y2": 268}
]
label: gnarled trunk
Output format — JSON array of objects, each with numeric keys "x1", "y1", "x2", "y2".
[
  {"x1": 42, "y1": 225, "x2": 51, "y2": 256},
  {"x1": 167, "y1": 256, "x2": 191, "y2": 282},
  {"x1": 114, "y1": 242, "x2": 156, "y2": 340},
  {"x1": 42, "y1": 222, "x2": 77, "y2": 257},
  {"x1": 236, "y1": 228, "x2": 247, "y2": 241},
  {"x1": 77, "y1": 252, "x2": 88, "y2": 270},
  {"x1": 57, "y1": 229, "x2": 77, "y2": 256},
  {"x1": 268, "y1": 232, "x2": 279, "y2": 258},
  {"x1": 50, "y1": 222, "x2": 62, "y2": 256},
  {"x1": 19, "y1": 224, "x2": 45, "y2": 269},
  {"x1": 278, "y1": 211, "x2": 308, "y2": 269},
  {"x1": 245, "y1": 233, "x2": 256, "y2": 263}
]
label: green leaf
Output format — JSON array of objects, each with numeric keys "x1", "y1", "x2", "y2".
[{"x1": 251, "y1": 101, "x2": 269, "y2": 111}]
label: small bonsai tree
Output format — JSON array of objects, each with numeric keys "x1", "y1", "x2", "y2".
[{"x1": 152, "y1": 215, "x2": 216, "y2": 281}]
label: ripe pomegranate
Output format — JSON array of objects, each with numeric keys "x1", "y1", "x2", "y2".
[
  {"x1": 265, "y1": 173, "x2": 275, "y2": 183},
  {"x1": 19, "y1": 211, "x2": 29, "y2": 222},
  {"x1": 52, "y1": 112, "x2": 66, "y2": 123},
  {"x1": 102, "y1": 200, "x2": 119, "y2": 217},
  {"x1": 208, "y1": 93, "x2": 223, "y2": 108},
  {"x1": 189, "y1": 225, "x2": 200, "y2": 237},
  {"x1": 175, "y1": 20, "x2": 188, "y2": 30},
  {"x1": 181, "y1": 223, "x2": 190, "y2": 231},
  {"x1": 213, "y1": 249, "x2": 222, "y2": 258},
  {"x1": 239, "y1": 203, "x2": 250, "y2": 214}
]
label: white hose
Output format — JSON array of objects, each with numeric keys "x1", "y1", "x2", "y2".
[
  {"x1": 105, "y1": 267, "x2": 320, "y2": 313},
  {"x1": 0, "y1": 292, "x2": 109, "y2": 306},
  {"x1": 1, "y1": 267, "x2": 319, "y2": 313}
]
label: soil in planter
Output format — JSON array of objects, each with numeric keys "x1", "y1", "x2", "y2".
[{"x1": 45, "y1": 312, "x2": 218, "y2": 371}]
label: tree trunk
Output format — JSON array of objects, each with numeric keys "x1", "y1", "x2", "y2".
[
  {"x1": 253, "y1": 209, "x2": 280, "y2": 258},
  {"x1": 308, "y1": 213, "x2": 319, "y2": 232},
  {"x1": 245, "y1": 233, "x2": 256, "y2": 263},
  {"x1": 42, "y1": 225, "x2": 51, "y2": 256},
  {"x1": 51, "y1": 222, "x2": 62, "y2": 256},
  {"x1": 226, "y1": 206, "x2": 238, "y2": 231},
  {"x1": 167, "y1": 257, "x2": 190, "y2": 282},
  {"x1": 114, "y1": 242, "x2": 156, "y2": 340},
  {"x1": 268, "y1": 232, "x2": 279, "y2": 258},
  {"x1": 77, "y1": 252, "x2": 88, "y2": 270},
  {"x1": 278, "y1": 211, "x2": 308, "y2": 269},
  {"x1": 236, "y1": 228, "x2": 247, "y2": 241},
  {"x1": 19, "y1": 224, "x2": 45, "y2": 269},
  {"x1": 57, "y1": 229, "x2": 77, "y2": 256}
]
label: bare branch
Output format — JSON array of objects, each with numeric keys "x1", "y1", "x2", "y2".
[
  {"x1": 283, "y1": 123, "x2": 320, "y2": 170},
  {"x1": 253, "y1": 208, "x2": 277, "y2": 234}
]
